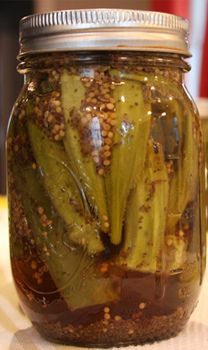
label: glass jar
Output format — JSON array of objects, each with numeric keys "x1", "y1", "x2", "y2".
[
  {"x1": 7, "y1": 9, "x2": 206, "y2": 347},
  {"x1": 197, "y1": 98, "x2": 208, "y2": 227}
]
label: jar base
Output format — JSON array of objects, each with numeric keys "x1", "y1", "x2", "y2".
[{"x1": 33, "y1": 306, "x2": 190, "y2": 348}]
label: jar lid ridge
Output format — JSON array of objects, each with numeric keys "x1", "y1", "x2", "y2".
[{"x1": 19, "y1": 8, "x2": 190, "y2": 56}]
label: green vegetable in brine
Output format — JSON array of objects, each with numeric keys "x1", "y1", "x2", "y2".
[
  {"x1": 166, "y1": 101, "x2": 199, "y2": 233},
  {"x1": 60, "y1": 72, "x2": 109, "y2": 233},
  {"x1": 27, "y1": 121, "x2": 104, "y2": 254},
  {"x1": 120, "y1": 71, "x2": 199, "y2": 235},
  {"x1": 119, "y1": 140, "x2": 169, "y2": 272},
  {"x1": 13, "y1": 156, "x2": 118, "y2": 309},
  {"x1": 105, "y1": 73, "x2": 151, "y2": 245}
]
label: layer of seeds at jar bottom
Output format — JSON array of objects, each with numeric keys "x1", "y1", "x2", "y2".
[
  {"x1": 7, "y1": 60, "x2": 204, "y2": 345},
  {"x1": 12, "y1": 261, "x2": 198, "y2": 346}
]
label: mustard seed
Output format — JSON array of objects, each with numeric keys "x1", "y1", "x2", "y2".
[
  {"x1": 104, "y1": 313, "x2": 111, "y2": 320},
  {"x1": 104, "y1": 306, "x2": 110, "y2": 313},
  {"x1": 106, "y1": 103, "x2": 114, "y2": 110},
  {"x1": 139, "y1": 302, "x2": 146, "y2": 310}
]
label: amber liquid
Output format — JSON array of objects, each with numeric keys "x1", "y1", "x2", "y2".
[{"x1": 12, "y1": 254, "x2": 199, "y2": 347}]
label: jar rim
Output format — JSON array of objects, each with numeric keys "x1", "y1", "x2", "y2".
[{"x1": 19, "y1": 9, "x2": 191, "y2": 57}]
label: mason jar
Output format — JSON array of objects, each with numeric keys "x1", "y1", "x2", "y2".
[
  {"x1": 7, "y1": 9, "x2": 206, "y2": 347},
  {"x1": 197, "y1": 98, "x2": 208, "y2": 227}
]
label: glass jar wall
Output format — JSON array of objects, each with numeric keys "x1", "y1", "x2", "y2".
[{"x1": 7, "y1": 51, "x2": 206, "y2": 347}]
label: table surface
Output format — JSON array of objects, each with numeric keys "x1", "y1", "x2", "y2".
[{"x1": 1, "y1": 196, "x2": 208, "y2": 350}]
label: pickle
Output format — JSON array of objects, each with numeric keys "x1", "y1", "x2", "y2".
[
  {"x1": 60, "y1": 72, "x2": 109, "y2": 232},
  {"x1": 165, "y1": 100, "x2": 199, "y2": 233},
  {"x1": 120, "y1": 140, "x2": 169, "y2": 272},
  {"x1": 105, "y1": 73, "x2": 151, "y2": 245},
  {"x1": 13, "y1": 163, "x2": 118, "y2": 309},
  {"x1": 119, "y1": 71, "x2": 199, "y2": 232},
  {"x1": 27, "y1": 121, "x2": 104, "y2": 254}
]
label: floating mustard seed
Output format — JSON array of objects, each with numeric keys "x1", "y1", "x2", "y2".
[
  {"x1": 37, "y1": 277, "x2": 43, "y2": 285},
  {"x1": 178, "y1": 230, "x2": 184, "y2": 237},
  {"x1": 104, "y1": 151, "x2": 111, "y2": 158},
  {"x1": 100, "y1": 103, "x2": 106, "y2": 110},
  {"x1": 54, "y1": 124, "x2": 60, "y2": 131},
  {"x1": 106, "y1": 103, "x2": 114, "y2": 110},
  {"x1": 59, "y1": 130, "x2": 65, "y2": 137},
  {"x1": 128, "y1": 329, "x2": 134, "y2": 335},
  {"x1": 100, "y1": 263, "x2": 108, "y2": 273},
  {"x1": 31, "y1": 260, "x2": 37, "y2": 270},
  {"x1": 103, "y1": 144, "x2": 110, "y2": 151},
  {"x1": 37, "y1": 206, "x2": 44, "y2": 215},
  {"x1": 89, "y1": 92, "x2": 95, "y2": 98},
  {"x1": 104, "y1": 306, "x2": 110, "y2": 313},
  {"x1": 104, "y1": 93, "x2": 111, "y2": 99},
  {"x1": 139, "y1": 302, "x2": 146, "y2": 310},
  {"x1": 32, "y1": 162, "x2": 37, "y2": 170},
  {"x1": 166, "y1": 238, "x2": 173, "y2": 247},
  {"x1": 104, "y1": 221, "x2": 110, "y2": 229},
  {"x1": 56, "y1": 106, "x2": 62, "y2": 113},
  {"x1": 103, "y1": 159, "x2": 111, "y2": 166},
  {"x1": 104, "y1": 313, "x2": 111, "y2": 320},
  {"x1": 98, "y1": 168, "x2": 104, "y2": 176},
  {"x1": 103, "y1": 123, "x2": 111, "y2": 131},
  {"x1": 114, "y1": 315, "x2": 122, "y2": 321},
  {"x1": 105, "y1": 138, "x2": 113, "y2": 145},
  {"x1": 101, "y1": 88, "x2": 109, "y2": 95},
  {"x1": 103, "y1": 215, "x2": 109, "y2": 221},
  {"x1": 47, "y1": 114, "x2": 54, "y2": 122},
  {"x1": 54, "y1": 134, "x2": 60, "y2": 141},
  {"x1": 108, "y1": 131, "x2": 114, "y2": 138}
]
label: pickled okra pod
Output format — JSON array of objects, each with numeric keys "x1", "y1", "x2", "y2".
[
  {"x1": 27, "y1": 121, "x2": 104, "y2": 254},
  {"x1": 60, "y1": 72, "x2": 109, "y2": 233},
  {"x1": 120, "y1": 140, "x2": 169, "y2": 272},
  {"x1": 12, "y1": 145, "x2": 118, "y2": 309},
  {"x1": 116, "y1": 71, "x2": 199, "y2": 233},
  {"x1": 105, "y1": 72, "x2": 151, "y2": 245},
  {"x1": 165, "y1": 101, "x2": 199, "y2": 233}
]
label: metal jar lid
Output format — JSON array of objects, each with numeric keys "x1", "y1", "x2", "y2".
[{"x1": 19, "y1": 9, "x2": 190, "y2": 57}]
